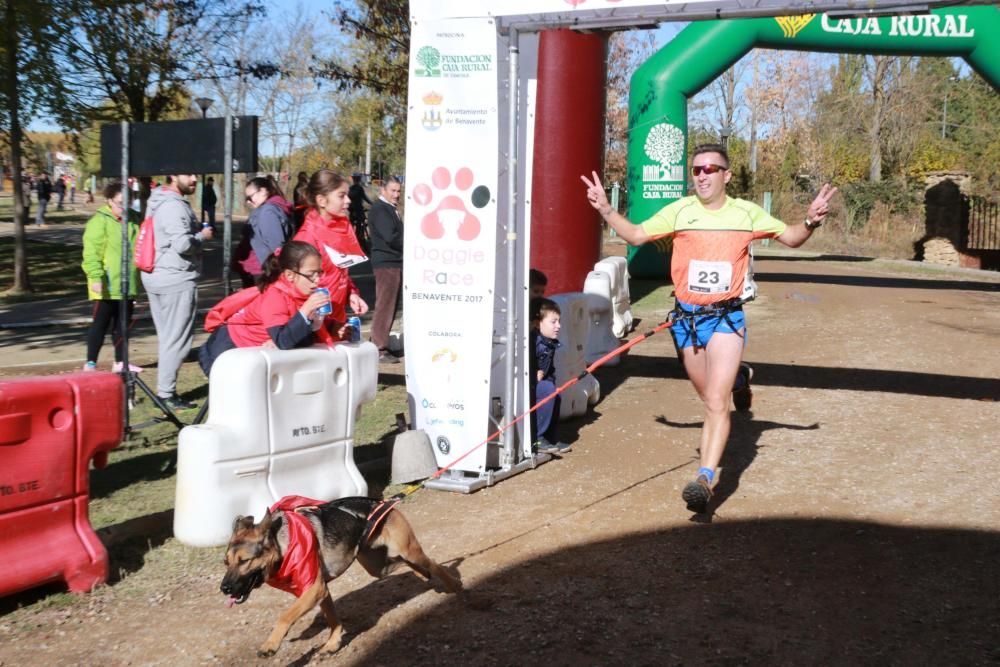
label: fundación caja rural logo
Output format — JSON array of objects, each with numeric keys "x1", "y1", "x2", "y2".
[{"x1": 414, "y1": 45, "x2": 493, "y2": 78}]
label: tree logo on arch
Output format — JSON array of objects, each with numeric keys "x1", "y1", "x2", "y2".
[
  {"x1": 775, "y1": 14, "x2": 816, "y2": 38},
  {"x1": 644, "y1": 122, "x2": 685, "y2": 166},
  {"x1": 642, "y1": 122, "x2": 687, "y2": 185}
]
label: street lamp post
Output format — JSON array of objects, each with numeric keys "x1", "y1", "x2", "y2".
[
  {"x1": 194, "y1": 97, "x2": 214, "y2": 119},
  {"x1": 720, "y1": 125, "x2": 732, "y2": 150}
]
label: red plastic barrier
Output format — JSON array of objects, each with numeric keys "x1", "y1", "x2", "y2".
[{"x1": 0, "y1": 372, "x2": 123, "y2": 596}]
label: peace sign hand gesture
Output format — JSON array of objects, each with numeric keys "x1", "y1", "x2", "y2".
[
  {"x1": 807, "y1": 183, "x2": 838, "y2": 222},
  {"x1": 580, "y1": 171, "x2": 611, "y2": 216}
]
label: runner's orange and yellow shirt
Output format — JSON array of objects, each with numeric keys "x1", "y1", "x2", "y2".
[{"x1": 640, "y1": 195, "x2": 786, "y2": 306}]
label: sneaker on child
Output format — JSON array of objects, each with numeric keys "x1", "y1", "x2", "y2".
[{"x1": 534, "y1": 436, "x2": 571, "y2": 454}]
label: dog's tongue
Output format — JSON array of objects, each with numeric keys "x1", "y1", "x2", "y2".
[{"x1": 226, "y1": 596, "x2": 237, "y2": 608}]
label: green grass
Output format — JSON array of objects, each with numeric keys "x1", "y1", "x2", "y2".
[
  {"x1": 0, "y1": 237, "x2": 85, "y2": 302},
  {"x1": 0, "y1": 191, "x2": 102, "y2": 301},
  {"x1": 86, "y1": 362, "x2": 407, "y2": 531}
]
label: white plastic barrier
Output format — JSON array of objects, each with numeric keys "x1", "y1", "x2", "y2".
[
  {"x1": 593, "y1": 256, "x2": 633, "y2": 338},
  {"x1": 582, "y1": 270, "x2": 620, "y2": 368},
  {"x1": 174, "y1": 343, "x2": 378, "y2": 547},
  {"x1": 549, "y1": 293, "x2": 600, "y2": 420}
]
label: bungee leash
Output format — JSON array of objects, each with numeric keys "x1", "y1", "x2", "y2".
[{"x1": 363, "y1": 297, "x2": 753, "y2": 539}]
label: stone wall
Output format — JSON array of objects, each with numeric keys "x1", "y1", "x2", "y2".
[{"x1": 921, "y1": 172, "x2": 972, "y2": 267}]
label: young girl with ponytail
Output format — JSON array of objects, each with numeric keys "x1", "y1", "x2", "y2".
[
  {"x1": 198, "y1": 240, "x2": 333, "y2": 376},
  {"x1": 293, "y1": 169, "x2": 369, "y2": 332}
]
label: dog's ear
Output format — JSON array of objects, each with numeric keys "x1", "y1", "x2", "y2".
[
  {"x1": 259, "y1": 508, "x2": 283, "y2": 541},
  {"x1": 233, "y1": 515, "x2": 255, "y2": 532}
]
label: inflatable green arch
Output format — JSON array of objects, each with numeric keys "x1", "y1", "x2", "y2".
[{"x1": 626, "y1": 5, "x2": 1000, "y2": 276}]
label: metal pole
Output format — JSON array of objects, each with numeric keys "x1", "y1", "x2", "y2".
[
  {"x1": 941, "y1": 90, "x2": 948, "y2": 139},
  {"x1": 223, "y1": 114, "x2": 234, "y2": 296},
  {"x1": 501, "y1": 27, "x2": 520, "y2": 468},
  {"x1": 365, "y1": 124, "x2": 372, "y2": 181},
  {"x1": 199, "y1": 105, "x2": 208, "y2": 225},
  {"x1": 119, "y1": 121, "x2": 131, "y2": 429}
]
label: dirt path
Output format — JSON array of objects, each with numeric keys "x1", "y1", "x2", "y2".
[{"x1": 2, "y1": 253, "x2": 999, "y2": 666}]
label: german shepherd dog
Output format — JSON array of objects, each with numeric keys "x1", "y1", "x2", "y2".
[{"x1": 221, "y1": 497, "x2": 462, "y2": 657}]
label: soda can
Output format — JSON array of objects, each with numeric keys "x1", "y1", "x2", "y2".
[
  {"x1": 314, "y1": 287, "x2": 332, "y2": 316},
  {"x1": 347, "y1": 315, "x2": 361, "y2": 343}
]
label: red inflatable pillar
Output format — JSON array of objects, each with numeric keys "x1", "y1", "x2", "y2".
[{"x1": 530, "y1": 29, "x2": 608, "y2": 295}]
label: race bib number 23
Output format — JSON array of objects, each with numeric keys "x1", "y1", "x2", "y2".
[{"x1": 688, "y1": 259, "x2": 732, "y2": 294}]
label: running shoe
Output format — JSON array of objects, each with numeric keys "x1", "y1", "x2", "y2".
[
  {"x1": 682, "y1": 475, "x2": 713, "y2": 513},
  {"x1": 732, "y1": 363, "x2": 754, "y2": 411}
]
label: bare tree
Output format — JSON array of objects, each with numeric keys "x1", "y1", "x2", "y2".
[
  {"x1": 604, "y1": 30, "x2": 656, "y2": 185},
  {"x1": 66, "y1": 1, "x2": 266, "y2": 125},
  {"x1": 865, "y1": 56, "x2": 892, "y2": 182}
]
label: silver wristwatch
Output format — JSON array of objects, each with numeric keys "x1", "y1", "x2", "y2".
[{"x1": 804, "y1": 217, "x2": 821, "y2": 231}]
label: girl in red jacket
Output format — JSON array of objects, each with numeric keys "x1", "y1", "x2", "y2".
[
  {"x1": 293, "y1": 169, "x2": 370, "y2": 330},
  {"x1": 198, "y1": 240, "x2": 335, "y2": 376}
]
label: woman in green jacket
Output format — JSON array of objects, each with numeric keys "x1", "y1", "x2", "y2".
[{"x1": 81, "y1": 181, "x2": 142, "y2": 372}]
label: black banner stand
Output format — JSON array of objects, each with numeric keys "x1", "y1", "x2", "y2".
[{"x1": 106, "y1": 116, "x2": 257, "y2": 437}]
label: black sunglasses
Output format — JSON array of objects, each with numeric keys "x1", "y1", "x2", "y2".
[{"x1": 691, "y1": 164, "x2": 728, "y2": 176}]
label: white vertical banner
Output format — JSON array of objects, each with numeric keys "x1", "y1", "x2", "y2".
[{"x1": 404, "y1": 17, "x2": 499, "y2": 472}]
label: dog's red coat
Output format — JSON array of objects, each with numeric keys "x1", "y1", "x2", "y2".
[{"x1": 265, "y1": 496, "x2": 326, "y2": 597}]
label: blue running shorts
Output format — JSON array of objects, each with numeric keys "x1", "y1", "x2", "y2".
[{"x1": 670, "y1": 300, "x2": 747, "y2": 350}]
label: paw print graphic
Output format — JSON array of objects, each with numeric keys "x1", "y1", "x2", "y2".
[{"x1": 412, "y1": 166, "x2": 491, "y2": 241}]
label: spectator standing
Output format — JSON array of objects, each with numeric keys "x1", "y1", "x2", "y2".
[
  {"x1": 368, "y1": 176, "x2": 404, "y2": 363},
  {"x1": 70, "y1": 176, "x2": 76, "y2": 204},
  {"x1": 34, "y1": 173, "x2": 52, "y2": 227},
  {"x1": 81, "y1": 181, "x2": 142, "y2": 372},
  {"x1": 293, "y1": 169, "x2": 369, "y2": 334},
  {"x1": 201, "y1": 176, "x2": 217, "y2": 228},
  {"x1": 347, "y1": 172, "x2": 372, "y2": 251},
  {"x1": 140, "y1": 175, "x2": 213, "y2": 411},
  {"x1": 54, "y1": 175, "x2": 66, "y2": 211},
  {"x1": 232, "y1": 175, "x2": 293, "y2": 287}
]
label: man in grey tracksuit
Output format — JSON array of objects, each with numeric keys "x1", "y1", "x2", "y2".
[{"x1": 141, "y1": 175, "x2": 213, "y2": 410}]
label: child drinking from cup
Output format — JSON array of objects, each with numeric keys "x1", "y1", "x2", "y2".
[{"x1": 198, "y1": 240, "x2": 345, "y2": 375}]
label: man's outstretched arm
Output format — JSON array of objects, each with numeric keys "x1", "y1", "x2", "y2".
[{"x1": 580, "y1": 171, "x2": 650, "y2": 246}]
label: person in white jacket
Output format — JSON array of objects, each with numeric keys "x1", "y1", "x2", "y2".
[{"x1": 140, "y1": 175, "x2": 213, "y2": 411}]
